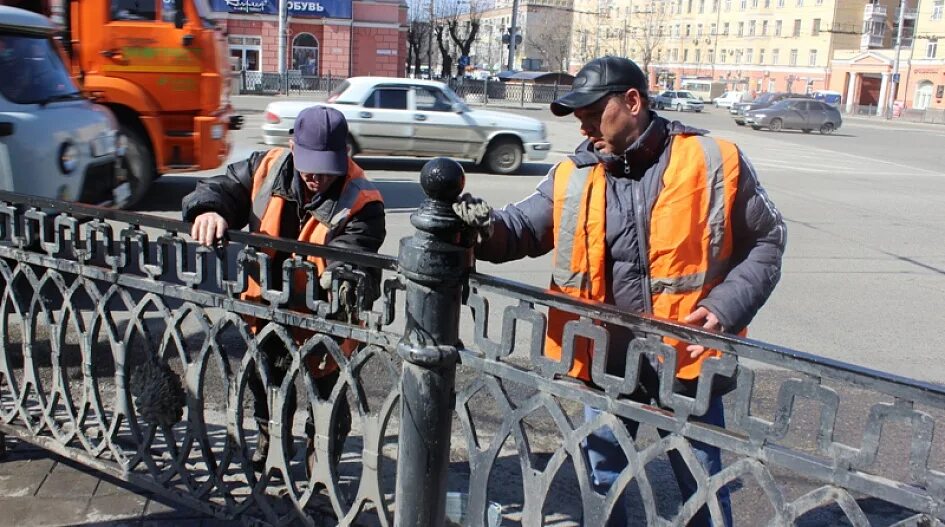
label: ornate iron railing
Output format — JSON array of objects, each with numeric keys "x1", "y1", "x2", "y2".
[{"x1": 0, "y1": 161, "x2": 943, "y2": 527}]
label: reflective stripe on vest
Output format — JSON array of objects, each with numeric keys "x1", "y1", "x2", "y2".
[
  {"x1": 546, "y1": 135, "x2": 741, "y2": 381},
  {"x1": 240, "y1": 150, "x2": 383, "y2": 377}
]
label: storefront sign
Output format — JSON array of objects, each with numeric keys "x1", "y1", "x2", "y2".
[{"x1": 211, "y1": 0, "x2": 352, "y2": 18}]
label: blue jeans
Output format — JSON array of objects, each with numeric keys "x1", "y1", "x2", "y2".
[{"x1": 582, "y1": 396, "x2": 733, "y2": 527}]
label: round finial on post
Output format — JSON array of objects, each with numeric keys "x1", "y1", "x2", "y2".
[{"x1": 419, "y1": 157, "x2": 465, "y2": 203}]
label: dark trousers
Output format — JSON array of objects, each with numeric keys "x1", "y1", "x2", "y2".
[{"x1": 246, "y1": 343, "x2": 352, "y2": 457}]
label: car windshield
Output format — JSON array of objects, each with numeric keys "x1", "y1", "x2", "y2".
[
  {"x1": 677, "y1": 91, "x2": 698, "y2": 99},
  {"x1": 326, "y1": 80, "x2": 351, "y2": 102},
  {"x1": 754, "y1": 93, "x2": 776, "y2": 105},
  {"x1": 0, "y1": 33, "x2": 80, "y2": 105}
]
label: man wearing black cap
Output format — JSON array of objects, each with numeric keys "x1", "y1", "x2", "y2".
[
  {"x1": 182, "y1": 105, "x2": 386, "y2": 473},
  {"x1": 454, "y1": 56, "x2": 786, "y2": 526}
]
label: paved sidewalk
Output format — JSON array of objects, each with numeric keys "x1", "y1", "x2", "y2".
[{"x1": 0, "y1": 438, "x2": 225, "y2": 527}]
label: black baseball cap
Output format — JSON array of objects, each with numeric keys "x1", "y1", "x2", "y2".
[
  {"x1": 292, "y1": 105, "x2": 348, "y2": 175},
  {"x1": 550, "y1": 56, "x2": 649, "y2": 117}
]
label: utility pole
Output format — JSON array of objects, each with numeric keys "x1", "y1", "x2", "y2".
[
  {"x1": 595, "y1": 0, "x2": 601, "y2": 57},
  {"x1": 887, "y1": 0, "x2": 907, "y2": 119},
  {"x1": 427, "y1": 0, "x2": 434, "y2": 77},
  {"x1": 507, "y1": 0, "x2": 520, "y2": 70},
  {"x1": 712, "y1": 0, "x2": 721, "y2": 79},
  {"x1": 278, "y1": 0, "x2": 287, "y2": 80}
]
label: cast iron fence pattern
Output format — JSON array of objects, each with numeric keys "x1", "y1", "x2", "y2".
[{"x1": 0, "y1": 162, "x2": 944, "y2": 527}]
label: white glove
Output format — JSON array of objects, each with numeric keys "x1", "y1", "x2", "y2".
[
  {"x1": 452, "y1": 193, "x2": 494, "y2": 241},
  {"x1": 319, "y1": 268, "x2": 333, "y2": 290}
]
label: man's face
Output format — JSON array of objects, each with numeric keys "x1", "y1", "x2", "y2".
[
  {"x1": 290, "y1": 139, "x2": 338, "y2": 194},
  {"x1": 573, "y1": 89, "x2": 645, "y2": 155}
]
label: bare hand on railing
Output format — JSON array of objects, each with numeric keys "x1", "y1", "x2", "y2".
[
  {"x1": 191, "y1": 212, "x2": 229, "y2": 246},
  {"x1": 684, "y1": 306, "x2": 723, "y2": 359}
]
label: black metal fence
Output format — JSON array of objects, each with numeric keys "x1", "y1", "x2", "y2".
[
  {"x1": 234, "y1": 72, "x2": 565, "y2": 107},
  {"x1": 0, "y1": 162, "x2": 944, "y2": 526}
]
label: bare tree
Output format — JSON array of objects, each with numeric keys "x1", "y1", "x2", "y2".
[
  {"x1": 407, "y1": 20, "x2": 428, "y2": 77},
  {"x1": 526, "y1": 29, "x2": 570, "y2": 72},
  {"x1": 446, "y1": 0, "x2": 485, "y2": 77},
  {"x1": 629, "y1": 0, "x2": 669, "y2": 82},
  {"x1": 434, "y1": 24, "x2": 453, "y2": 79}
]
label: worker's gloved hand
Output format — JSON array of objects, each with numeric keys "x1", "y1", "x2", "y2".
[
  {"x1": 319, "y1": 268, "x2": 334, "y2": 291},
  {"x1": 452, "y1": 193, "x2": 494, "y2": 241}
]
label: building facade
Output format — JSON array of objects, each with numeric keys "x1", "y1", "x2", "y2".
[
  {"x1": 211, "y1": 0, "x2": 408, "y2": 78},
  {"x1": 829, "y1": 0, "x2": 945, "y2": 112},
  {"x1": 464, "y1": 0, "x2": 575, "y2": 72}
]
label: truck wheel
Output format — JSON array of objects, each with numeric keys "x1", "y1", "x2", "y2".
[{"x1": 117, "y1": 124, "x2": 155, "y2": 209}]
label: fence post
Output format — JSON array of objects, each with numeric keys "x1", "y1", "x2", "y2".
[
  {"x1": 521, "y1": 78, "x2": 526, "y2": 107},
  {"x1": 0, "y1": 432, "x2": 6, "y2": 459},
  {"x1": 484, "y1": 76, "x2": 489, "y2": 105},
  {"x1": 394, "y1": 158, "x2": 470, "y2": 527},
  {"x1": 553, "y1": 80, "x2": 559, "y2": 102}
]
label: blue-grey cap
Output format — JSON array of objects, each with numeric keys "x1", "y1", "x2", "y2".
[{"x1": 292, "y1": 105, "x2": 348, "y2": 175}]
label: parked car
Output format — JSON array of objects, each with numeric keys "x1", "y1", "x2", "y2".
[
  {"x1": 744, "y1": 98, "x2": 842, "y2": 134},
  {"x1": 713, "y1": 91, "x2": 751, "y2": 109},
  {"x1": 651, "y1": 90, "x2": 704, "y2": 112},
  {"x1": 0, "y1": 6, "x2": 128, "y2": 206},
  {"x1": 262, "y1": 77, "x2": 551, "y2": 174},
  {"x1": 732, "y1": 92, "x2": 808, "y2": 125}
]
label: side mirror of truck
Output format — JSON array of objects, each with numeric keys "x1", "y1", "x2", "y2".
[{"x1": 174, "y1": 0, "x2": 185, "y2": 28}]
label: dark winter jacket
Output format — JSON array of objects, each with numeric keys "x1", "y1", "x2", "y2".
[
  {"x1": 182, "y1": 150, "x2": 386, "y2": 294},
  {"x1": 475, "y1": 112, "x2": 786, "y2": 395}
]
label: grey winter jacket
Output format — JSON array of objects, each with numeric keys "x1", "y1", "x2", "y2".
[{"x1": 475, "y1": 113, "x2": 785, "y2": 390}]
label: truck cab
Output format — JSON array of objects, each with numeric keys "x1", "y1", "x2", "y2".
[
  {"x1": 33, "y1": 0, "x2": 241, "y2": 206},
  {"x1": 0, "y1": 6, "x2": 127, "y2": 205}
]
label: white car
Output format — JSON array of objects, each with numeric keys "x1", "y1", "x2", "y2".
[
  {"x1": 713, "y1": 91, "x2": 751, "y2": 109},
  {"x1": 262, "y1": 77, "x2": 552, "y2": 174},
  {"x1": 652, "y1": 90, "x2": 704, "y2": 112}
]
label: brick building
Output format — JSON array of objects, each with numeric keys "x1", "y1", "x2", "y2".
[{"x1": 210, "y1": 0, "x2": 408, "y2": 79}]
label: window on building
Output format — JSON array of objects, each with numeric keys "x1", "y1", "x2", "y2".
[
  {"x1": 772, "y1": 48, "x2": 779, "y2": 64},
  {"x1": 793, "y1": 19, "x2": 801, "y2": 37},
  {"x1": 364, "y1": 88, "x2": 409, "y2": 110},
  {"x1": 111, "y1": 0, "x2": 156, "y2": 20},
  {"x1": 759, "y1": 48, "x2": 765, "y2": 63},
  {"x1": 934, "y1": 0, "x2": 944, "y2": 20},
  {"x1": 723, "y1": 22, "x2": 730, "y2": 35},
  {"x1": 761, "y1": 21, "x2": 768, "y2": 35},
  {"x1": 915, "y1": 81, "x2": 934, "y2": 109},
  {"x1": 796, "y1": 0, "x2": 802, "y2": 6},
  {"x1": 720, "y1": 49, "x2": 727, "y2": 63},
  {"x1": 688, "y1": 0, "x2": 693, "y2": 12},
  {"x1": 291, "y1": 33, "x2": 319, "y2": 76},
  {"x1": 696, "y1": 49, "x2": 702, "y2": 63},
  {"x1": 725, "y1": 0, "x2": 731, "y2": 10},
  {"x1": 673, "y1": 48, "x2": 679, "y2": 61},
  {"x1": 777, "y1": 0, "x2": 784, "y2": 6},
  {"x1": 738, "y1": 21, "x2": 744, "y2": 36},
  {"x1": 812, "y1": 18, "x2": 821, "y2": 35},
  {"x1": 736, "y1": 49, "x2": 743, "y2": 63},
  {"x1": 684, "y1": 49, "x2": 690, "y2": 62},
  {"x1": 698, "y1": 24, "x2": 703, "y2": 36},
  {"x1": 229, "y1": 36, "x2": 262, "y2": 72},
  {"x1": 675, "y1": 24, "x2": 681, "y2": 37},
  {"x1": 928, "y1": 38, "x2": 939, "y2": 58},
  {"x1": 749, "y1": 20, "x2": 756, "y2": 36},
  {"x1": 746, "y1": 48, "x2": 754, "y2": 63},
  {"x1": 752, "y1": 0, "x2": 758, "y2": 6},
  {"x1": 809, "y1": 48, "x2": 817, "y2": 65},
  {"x1": 775, "y1": 20, "x2": 782, "y2": 36},
  {"x1": 764, "y1": 0, "x2": 770, "y2": 6},
  {"x1": 686, "y1": 24, "x2": 691, "y2": 36},
  {"x1": 740, "y1": 0, "x2": 746, "y2": 9},
  {"x1": 790, "y1": 48, "x2": 798, "y2": 65},
  {"x1": 711, "y1": 23, "x2": 717, "y2": 35},
  {"x1": 700, "y1": 0, "x2": 705, "y2": 12}
]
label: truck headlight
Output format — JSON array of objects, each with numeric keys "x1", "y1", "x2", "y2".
[
  {"x1": 59, "y1": 142, "x2": 79, "y2": 174},
  {"x1": 211, "y1": 124, "x2": 225, "y2": 141}
]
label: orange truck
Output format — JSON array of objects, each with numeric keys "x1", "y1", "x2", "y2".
[{"x1": 4, "y1": 0, "x2": 242, "y2": 206}]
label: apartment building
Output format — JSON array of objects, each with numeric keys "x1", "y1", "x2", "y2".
[{"x1": 830, "y1": 0, "x2": 945, "y2": 111}]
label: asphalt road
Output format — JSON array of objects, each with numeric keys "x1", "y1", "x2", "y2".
[{"x1": 141, "y1": 97, "x2": 945, "y2": 385}]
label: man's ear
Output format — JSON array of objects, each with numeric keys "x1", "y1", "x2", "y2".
[{"x1": 624, "y1": 89, "x2": 646, "y2": 115}]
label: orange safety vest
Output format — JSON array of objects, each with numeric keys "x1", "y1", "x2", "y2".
[
  {"x1": 241, "y1": 148, "x2": 384, "y2": 376},
  {"x1": 545, "y1": 135, "x2": 742, "y2": 381}
]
